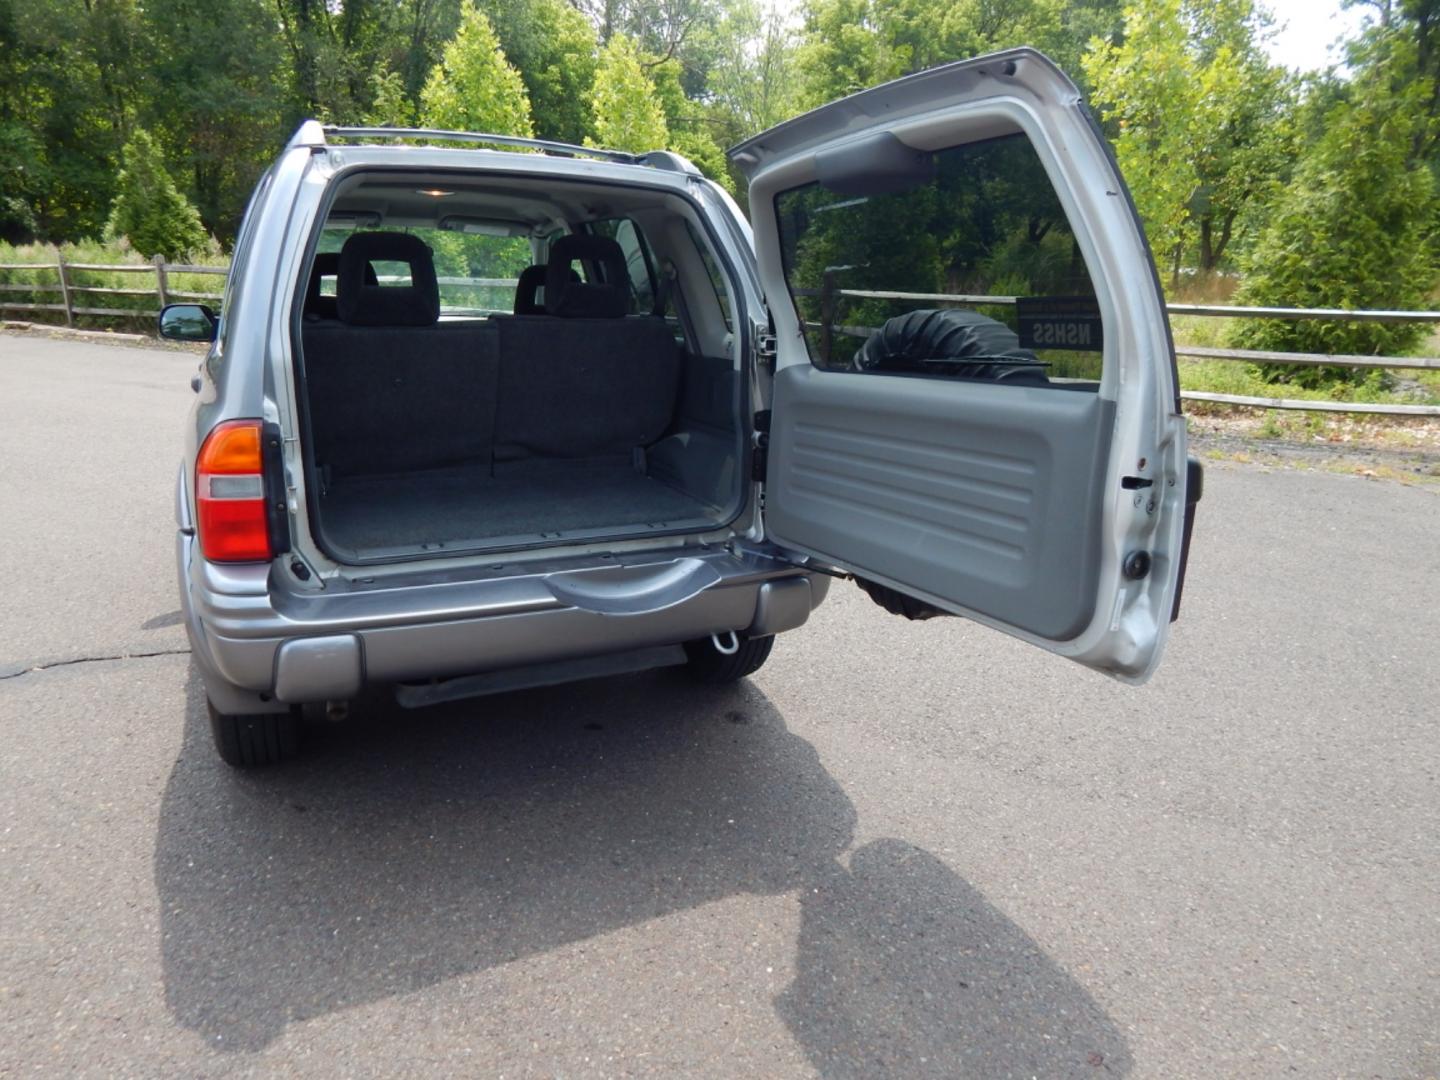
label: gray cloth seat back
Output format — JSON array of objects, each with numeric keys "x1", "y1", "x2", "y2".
[
  {"x1": 303, "y1": 235, "x2": 497, "y2": 477},
  {"x1": 494, "y1": 234, "x2": 680, "y2": 462},
  {"x1": 493, "y1": 315, "x2": 681, "y2": 462},
  {"x1": 301, "y1": 322, "x2": 500, "y2": 478},
  {"x1": 301, "y1": 231, "x2": 683, "y2": 479}
]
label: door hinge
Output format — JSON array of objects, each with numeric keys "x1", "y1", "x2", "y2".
[{"x1": 754, "y1": 331, "x2": 777, "y2": 365}]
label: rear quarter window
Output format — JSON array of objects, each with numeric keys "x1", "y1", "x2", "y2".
[{"x1": 589, "y1": 217, "x2": 657, "y2": 314}]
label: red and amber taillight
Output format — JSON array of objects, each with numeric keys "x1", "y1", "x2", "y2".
[{"x1": 196, "y1": 419, "x2": 273, "y2": 562}]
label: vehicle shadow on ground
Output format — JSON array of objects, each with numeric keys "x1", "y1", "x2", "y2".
[{"x1": 155, "y1": 665, "x2": 1130, "y2": 1075}]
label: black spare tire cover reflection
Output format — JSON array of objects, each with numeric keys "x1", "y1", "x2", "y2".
[{"x1": 853, "y1": 308, "x2": 1048, "y2": 384}]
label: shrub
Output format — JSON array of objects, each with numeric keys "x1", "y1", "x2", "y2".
[
  {"x1": 105, "y1": 129, "x2": 209, "y2": 261},
  {"x1": 419, "y1": 1, "x2": 534, "y2": 137},
  {"x1": 1229, "y1": 76, "x2": 1437, "y2": 386},
  {"x1": 589, "y1": 35, "x2": 668, "y2": 154}
]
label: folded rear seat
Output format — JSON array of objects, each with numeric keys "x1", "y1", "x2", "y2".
[
  {"x1": 492, "y1": 235, "x2": 681, "y2": 463},
  {"x1": 300, "y1": 232, "x2": 500, "y2": 478}
]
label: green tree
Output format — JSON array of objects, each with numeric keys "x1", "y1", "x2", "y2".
[
  {"x1": 1083, "y1": 0, "x2": 1295, "y2": 278},
  {"x1": 1083, "y1": 0, "x2": 1200, "y2": 274},
  {"x1": 488, "y1": 0, "x2": 599, "y2": 144},
  {"x1": 794, "y1": 0, "x2": 902, "y2": 106},
  {"x1": 104, "y1": 128, "x2": 209, "y2": 259},
  {"x1": 364, "y1": 66, "x2": 415, "y2": 127},
  {"x1": 577, "y1": 0, "x2": 725, "y2": 80},
  {"x1": 419, "y1": 0, "x2": 535, "y2": 136},
  {"x1": 1345, "y1": 0, "x2": 1440, "y2": 171},
  {"x1": 274, "y1": 0, "x2": 431, "y2": 122},
  {"x1": 703, "y1": 0, "x2": 801, "y2": 137},
  {"x1": 394, "y1": 0, "x2": 466, "y2": 103},
  {"x1": 1232, "y1": 5, "x2": 1439, "y2": 378},
  {"x1": 794, "y1": 0, "x2": 1080, "y2": 109},
  {"x1": 140, "y1": 0, "x2": 289, "y2": 240},
  {"x1": 0, "y1": 0, "x2": 142, "y2": 241},
  {"x1": 589, "y1": 33, "x2": 669, "y2": 151},
  {"x1": 649, "y1": 57, "x2": 730, "y2": 181},
  {"x1": 0, "y1": 122, "x2": 42, "y2": 241}
]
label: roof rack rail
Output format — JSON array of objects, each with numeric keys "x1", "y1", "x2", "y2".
[{"x1": 314, "y1": 125, "x2": 639, "y2": 164}]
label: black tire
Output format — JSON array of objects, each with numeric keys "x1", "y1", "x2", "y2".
[
  {"x1": 683, "y1": 634, "x2": 775, "y2": 684},
  {"x1": 207, "y1": 700, "x2": 302, "y2": 768}
]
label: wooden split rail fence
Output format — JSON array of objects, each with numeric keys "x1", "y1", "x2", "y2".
[
  {"x1": 3, "y1": 256, "x2": 1438, "y2": 416},
  {"x1": 0, "y1": 253, "x2": 225, "y2": 324}
]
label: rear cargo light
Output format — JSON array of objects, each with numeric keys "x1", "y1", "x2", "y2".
[{"x1": 196, "y1": 419, "x2": 273, "y2": 562}]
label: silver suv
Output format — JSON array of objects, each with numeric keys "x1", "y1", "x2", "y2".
[{"x1": 162, "y1": 48, "x2": 1201, "y2": 767}]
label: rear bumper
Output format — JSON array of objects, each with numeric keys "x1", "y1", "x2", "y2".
[{"x1": 179, "y1": 537, "x2": 826, "y2": 707}]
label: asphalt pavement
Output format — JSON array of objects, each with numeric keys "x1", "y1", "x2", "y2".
[{"x1": 2, "y1": 331, "x2": 1437, "y2": 1078}]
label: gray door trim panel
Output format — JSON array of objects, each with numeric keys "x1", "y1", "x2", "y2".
[{"x1": 766, "y1": 364, "x2": 1112, "y2": 640}]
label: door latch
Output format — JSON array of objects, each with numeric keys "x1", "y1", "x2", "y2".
[
  {"x1": 752, "y1": 409, "x2": 771, "y2": 481},
  {"x1": 754, "y1": 331, "x2": 777, "y2": 365}
]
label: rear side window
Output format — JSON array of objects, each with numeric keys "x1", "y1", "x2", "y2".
[
  {"x1": 774, "y1": 133, "x2": 1101, "y2": 387},
  {"x1": 686, "y1": 220, "x2": 734, "y2": 332},
  {"x1": 218, "y1": 166, "x2": 274, "y2": 340}
]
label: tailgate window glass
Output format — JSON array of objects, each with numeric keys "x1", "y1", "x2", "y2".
[{"x1": 774, "y1": 133, "x2": 1102, "y2": 388}]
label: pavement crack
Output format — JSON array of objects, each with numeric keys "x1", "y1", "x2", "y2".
[{"x1": 0, "y1": 648, "x2": 191, "y2": 681}]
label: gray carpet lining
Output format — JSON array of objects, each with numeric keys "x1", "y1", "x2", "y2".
[{"x1": 318, "y1": 458, "x2": 725, "y2": 558}]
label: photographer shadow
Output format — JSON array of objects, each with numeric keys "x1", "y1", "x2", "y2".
[{"x1": 155, "y1": 664, "x2": 1128, "y2": 1075}]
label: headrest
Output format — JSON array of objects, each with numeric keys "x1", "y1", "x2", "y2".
[
  {"x1": 337, "y1": 232, "x2": 439, "y2": 326},
  {"x1": 545, "y1": 234, "x2": 629, "y2": 318},
  {"x1": 306, "y1": 252, "x2": 376, "y2": 321},
  {"x1": 513, "y1": 263, "x2": 583, "y2": 315}
]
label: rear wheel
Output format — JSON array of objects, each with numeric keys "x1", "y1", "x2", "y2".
[
  {"x1": 683, "y1": 634, "x2": 774, "y2": 684},
  {"x1": 207, "y1": 700, "x2": 302, "y2": 768}
]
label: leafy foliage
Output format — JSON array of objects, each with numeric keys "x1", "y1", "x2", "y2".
[
  {"x1": 1083, "y1": 0, "x2": 1295, "y2": 278},
  {"x1": 140, "y1": 0, "x2": 290, "y2": 237},
  {"x1": 589, "y1": 33, "x2": 669, "y2": 152},
  {"x1": 1232, "y1": 23, "x2": 1439, "y2": 380},
  {"x1": 703, "y1": 0, "x2": 800, "y2": 136},
  {"x1": 0, "y1": 0, "x2": 132, "y2": 241},
  {"x1": 420, "y1": 0, "x2": 535, "y2": 137},
  {"x1": 649, "y1": 58, "x2": 730, "y2": 182},
  {"x1": 488, "y1": 0, "x2": 599, "y2": 145},
  {"x1": 794, "y1": 0, "x2": 1091, "y2": 109},
  {"x1": 104, "y1": 128, "x2": 209, "y2": 260},
  {"x1": 0, "y1": 0, "x2": 1436, "y2": 404},
  {"x1": 364, "y1": 67, "x2": 415, "y2": 128}
]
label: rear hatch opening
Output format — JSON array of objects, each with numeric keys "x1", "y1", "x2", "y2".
[{"x1": 289, "y1": 168, "x2": 750, "y2": 566}]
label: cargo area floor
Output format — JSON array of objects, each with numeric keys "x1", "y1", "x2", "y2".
[{"x1": 316, "y1": 459, "x2": 720, "y2": 558}]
